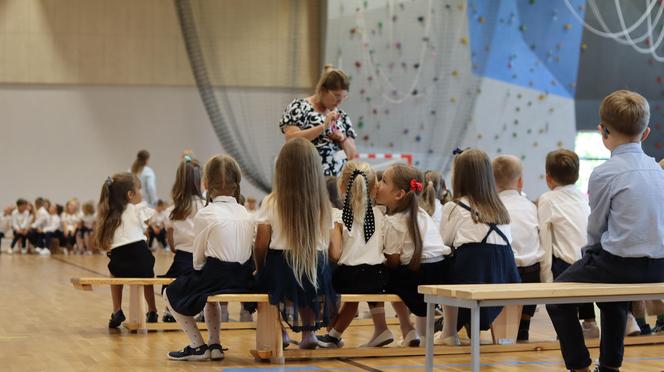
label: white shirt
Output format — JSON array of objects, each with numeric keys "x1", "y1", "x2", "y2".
[
  {"x1": 255, "y1": 195, "x2": 333, "y2": 252},
  {"x1": 111, "y1": 202, "x2": 154, "y2": 249},
  {"x1": 191, "y1": 196, "x2": 254, "y2": 269},
  {"x1": 149, "y1": 210, "x2": 168, "y2": 228},
  {"x1": 499, "y1": 190, "x2": 544, "y2": 268},
  {"x1": 44, "y1": 214, "x2": 62, "y2": 233},
  {"x1": 11, "y1": 209, "x2": 31, "y2": 231},
  {"x1": 384, "y1": 207, "x2": 451, "y2": 266},
  {"x1": 432, "y1": 199, "x2": 443, "y2": 227},
  {"x1": 61, "y1": 212, "x2": 82, "y2": 234},
  {"x1": 538, "y1": 185, "x2": 590, "y2": 283},
  {"x1": 164, "y1": 197, "x2": 205, "y2": 254},
  {"x1": 31, "y1": 207, "x2": 49, "y2": 230},
  {"x1": 335, "y1": 206, "x2": 386, "y2": 266},
  {"x1": 0, "y1": 214, "x2": 11, "y2": 234},
  {"x1": 81, "y1": 213, "x2": 96, "y2": 229},
  {"x1": 440, "y1": 197, "x2": 513, "y2": 248}
]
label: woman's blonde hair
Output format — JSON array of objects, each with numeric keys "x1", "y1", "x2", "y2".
[
  {"x1": 315, "y1": 64, "x2": 350, "y2": 94},
  {"x1": 338, "y1": 160, "x2": 376, "y2": 225},
  {"x1": 271, "y1": 137, "x2": 331, "y2": 289},
  {"x1": 95, "y1": 173, "x2": 138, "y2": 250},
  {"x1": 385, "y1": 164, "x2": 424, "y2": 271},
  {"x1": 204, "y1": 155, "x2": 242, "y2": 204},
  {"x1": 451, "y1": 149, "x2": 510, "y2": 225},
  {"x1": 170, "y1": 157, "x2": 203, "y2": 220}
]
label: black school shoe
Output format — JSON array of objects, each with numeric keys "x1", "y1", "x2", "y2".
[
  {"x1": 592, "y1": 366, "x2": 620, "y2": 372},
  {"x1": 208, "y1": 344, "x2": 224, "y2": 360},
  {"x1": 316, "y1": 334, "x2": 344, "y2": 348},
  {"x1": 162, "y1": 313, "x2": 176, "y2": 323},
  {"x1": 168, "y1": 344, "x2": 210, "y2": 361},
  {"x1": 108, "y1": 310, "x2": 126, "y2": 328},
  {"x1": 146, "y1": 311, "x2": 158, "y2": 323}
]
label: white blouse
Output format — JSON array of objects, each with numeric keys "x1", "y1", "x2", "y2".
[
  {"x1": 149, "y1": 210, "x2": 168, "y2": 228},
  {"x1": 255, "y1": 195, "x2": 334, "y2": 252},
  {"x1": 335, "y1": 206, "x2": 386, "y2": 266},
  {"x1": 164, "y1": 197, "x2": 205, "y2": 254},
  {"x1": 81, "y1": 213, "x2": 96, "y2": 229},
  {"x1": 31, "y1": 207, "x2": 50, "y2": 230},
  {"x1": 61, "y1": 212, "x2": 82, "y2": 234},
  {"x1": 111, "y1": 202, "x2": 154, "y2": 249},
  {"x1": 440, "y1": 197, "x2": 512, "y2": 248},
  {"x1": 383, "y1": 207, "x2": 451, "y2": 266},
  {"x1": 11, "y1": 209, "x2": 31, "y2": 230},
  {"x1": 191, "y1": 196, "x2": 254, "y2": 269},
  {"x1": 44, "y1": 214, "x2": 62, "y2": 233}
]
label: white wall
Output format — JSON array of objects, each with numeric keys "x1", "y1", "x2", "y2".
[{"x1": 0, "y1": 85, "x2": 269, "y2": 208}]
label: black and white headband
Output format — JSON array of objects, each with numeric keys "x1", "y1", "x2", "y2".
[{"x1": 341, "y1": 169, "x2": 375, "y2": 243}]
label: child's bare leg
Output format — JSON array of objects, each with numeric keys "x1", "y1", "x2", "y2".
[
  {"x1": 391, "y1": 301, "x2": 415, "y2": 337},
  {"x1": 143, "y1": 285, "x2": 157, "y2": 312},
  {"x1": 111, "y1": 284, "x2": 123, "y2": 313}
]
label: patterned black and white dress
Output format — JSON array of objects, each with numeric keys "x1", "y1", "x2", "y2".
[{"x1": 279, "y1": 98, "x2": 357, "y2": 176}]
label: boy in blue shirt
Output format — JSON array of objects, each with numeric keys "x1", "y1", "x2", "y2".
[{"x1": 546, "y1": 90, "x2": 664, "y2": 372}]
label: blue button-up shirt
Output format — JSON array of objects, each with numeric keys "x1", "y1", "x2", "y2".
[{"x1": 587, "y1": 142, "x2": 664, "y2": 258}]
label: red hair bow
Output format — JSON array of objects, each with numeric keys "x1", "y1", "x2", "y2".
[{"x1": 410, "y1": 179, "x2": 423, "y2": 192}]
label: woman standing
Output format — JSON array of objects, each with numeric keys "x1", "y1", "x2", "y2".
[
  {"x1": 131, "y1": 150, "x2": 158, "y2": 208},
  {"x1": 280, "y1": 65, "x2": 358, "y2": 176}
]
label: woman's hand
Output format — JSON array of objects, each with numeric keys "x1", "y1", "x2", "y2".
[
  {"x1": 324, "y1": 111, "x2": 340, "y2": 129},
  {"x1": 327, "y1": 131, "x2": 346, "y2": 143}
]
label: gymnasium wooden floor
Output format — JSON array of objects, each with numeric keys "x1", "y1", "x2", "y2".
[{"x1": 1, "y1": 249, "x2": 663, "y2": 372}]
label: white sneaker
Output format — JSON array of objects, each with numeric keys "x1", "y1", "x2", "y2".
[
  {"x1": 21, "y1": 248, "x2": 27, "y2": 255},
  {"x1": 626, "y1": 313, "x2": 641, "y2": 336},
  {"x1": 359, "y1": 329, "x2": 394, "y2": 347},
  {"x1": 39, "y1": 248, "x2": 51, "y2": 256},
  {"x1": 400, "y1": 329, "x2": 420, "y2": 347}
]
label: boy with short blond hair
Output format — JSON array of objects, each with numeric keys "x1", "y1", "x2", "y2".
[{"x1": 493, "y1": 155, "x2": 544, "y2": 341}]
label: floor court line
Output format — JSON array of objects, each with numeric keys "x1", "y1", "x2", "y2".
[{"x1": 220, "y1": 356, "x2": 664, "y2": 371}]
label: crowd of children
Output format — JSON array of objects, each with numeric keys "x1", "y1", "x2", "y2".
[
  {"x1": 4, "y1": 90, "x2": 663, "y2": 372},
  {"x1": 0, "y1": 195, "x2": 173, "y2": 256}
]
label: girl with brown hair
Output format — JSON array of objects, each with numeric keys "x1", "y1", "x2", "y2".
[
  {"x1": 438, "y1": 149, "x2": 520, "y2": 345},
  {"x1": 95, "y1": 172, "x2": 158, "y2": 328}
]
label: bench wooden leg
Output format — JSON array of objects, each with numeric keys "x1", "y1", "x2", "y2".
[
  {"x1": 127, "y1": 285, "x2": 147, "y2": 334},
  {"x1": 254, "y1": 302, "x2": 283, "y2": 363},
  {"x1": 490, "y1": 305, "x2": 523, "y2": 345}
]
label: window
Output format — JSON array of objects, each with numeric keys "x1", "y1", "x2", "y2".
[{"x1": 575, "y1": 131, "x2": 610, "y2": 194}]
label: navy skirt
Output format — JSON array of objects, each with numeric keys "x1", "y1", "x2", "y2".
[
  {"x1": 107, "y1": 240, "x2": 155, "y2": 278},
  {"x1": 166, "y1": 257, "x2": 256, "y2": 316},
  {"x1": 451, "y1": 243, "x2": 520, "y2": 331},
  {"x1": 332, "y1": 264, "x2": 388, "y2": 294},
  {"x1": 158, "y1": 250, "x2": 195, "y2": 294},
  {"x1": 257, "y1": 249, "x2": 338, "y2": 332},
  {"x1": 388, "y1": 258, "x2": 450, "y2": 317}
]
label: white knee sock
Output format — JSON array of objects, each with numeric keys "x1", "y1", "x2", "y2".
[
  {"x1": 204, "y1": 302, "x2": 221, "y2": 345},
  {"x1": 441, "y1": 306, "x2": 458, "y2": 339},
  {"x1": 164, "y1": 291, "x2": 205, "y2": 347},
  {"x1": 415, "y1": 316, "x2": 428, "y2": 338}
]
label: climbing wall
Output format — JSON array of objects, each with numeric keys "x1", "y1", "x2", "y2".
[{"x1": 325, "y1": 0, "x2": 586, "y2": 198}]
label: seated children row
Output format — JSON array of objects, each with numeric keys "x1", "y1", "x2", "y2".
[
  {"x1": 1, "y1": 197, "x2": 97, "y2": 255},
  {"x1": 94, "y1": 137, "x2": 524, "y2": 361}
]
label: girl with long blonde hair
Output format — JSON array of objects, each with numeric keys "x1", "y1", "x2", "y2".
[{"x1": 255, "y1": 137, "x2": 338, "y2": 349}]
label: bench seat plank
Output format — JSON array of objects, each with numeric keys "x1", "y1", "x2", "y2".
[{"x1": 418, "y1": 282, "x2": 664, "y2": 300}]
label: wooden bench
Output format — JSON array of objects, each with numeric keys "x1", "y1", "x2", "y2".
[
  {"x1": 71, "y1": 277, "x2": 402, "y2": 333},
  {"x1": 419, "y1": 282, "x2": 664, "y2": 372}
]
